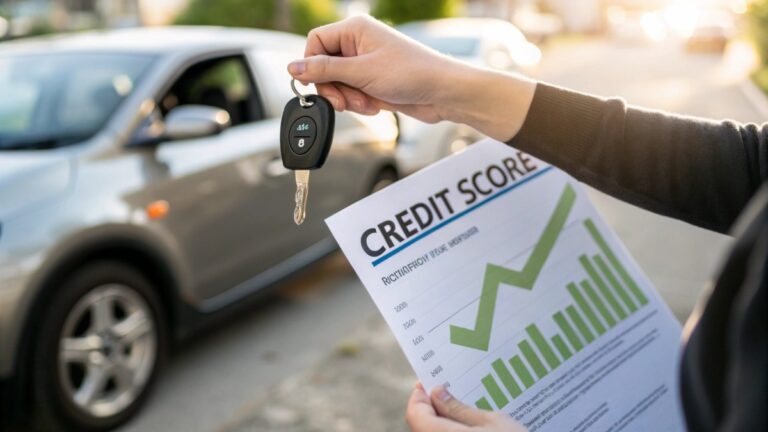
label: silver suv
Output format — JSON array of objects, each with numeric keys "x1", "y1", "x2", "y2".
[{"x1": 0, "y1": 27, "x2": 399, "y2": 431}]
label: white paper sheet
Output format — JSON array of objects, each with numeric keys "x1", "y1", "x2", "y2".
[{"x1": 326, "y1": 139, "x2": 686, "y2": 432}]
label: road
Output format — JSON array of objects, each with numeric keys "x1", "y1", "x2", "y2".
[{"x1": 119, "y1": 37, "x2": 765, "y2": 432}]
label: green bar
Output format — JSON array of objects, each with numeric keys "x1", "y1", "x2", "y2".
[
  {"x1": 580, "y1": 255, "x2": 627, "y2": 320},
  {"x1": 509, "y1": 355, "x2": 535, "y2": 388},
  {"x1": 566, "y1": 305, "x2": 595, "y2": 343},
  {"x1": 492, "y1": 359, "x2": 522, "y2": 398},
  {"x1": 552, "y1": 335, "x2": 572, "y2": 360},
  {"x1": 519, "y1": 340, "x2": 548, "y2": 379},
  {"x1": 567, "y1": 283, "x2": 606, "y2": 335},
  {"x1": 526, "y1": 324, "x2": 561, "y2": 369},
  {"x1": 594, "y1": 254, "x2": 637, "y2": 313},
  {"x1": 584, "y1": 219, "x2": 648, "y2": 305},
  {"x1": 553, "y1": 311, "x2": 583, "y2": 351},
  {"x1": 581, "y1": 280, "x2": 616, "y2": 327},
  {"x1": 476, "y1": 397, "x2": 493, "y2": 411},
  {"x1": 482, "y1": 374, "x2": 509, "y2": 408}
]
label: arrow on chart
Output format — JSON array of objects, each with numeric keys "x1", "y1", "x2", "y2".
[{"x1": 449, "y1": 184, "x2": 577, "y2": 351}]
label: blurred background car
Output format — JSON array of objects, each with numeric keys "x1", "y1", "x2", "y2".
[
  {"x1": 685, "y1": 10, "x2": 734, "y2": 53},
  {"x1": 0, "y1": 26, "x2": 398, "y2": 431},
  {"x1": 394, "y1": 17, "x2": 542, "y2": 174}
]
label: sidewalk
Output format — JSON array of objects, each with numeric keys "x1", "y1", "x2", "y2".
[{"x1": 222, "y1": 315, "x2": 414, "y2": 432}]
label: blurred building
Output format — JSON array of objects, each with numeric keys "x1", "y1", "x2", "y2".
[{"x1": 466, "y1": 0, "x2": 599, "y2": 32}]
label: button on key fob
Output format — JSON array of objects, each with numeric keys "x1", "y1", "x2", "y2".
[{"x1": 280, "y1": 81, "x2": 335, "y2": 225}]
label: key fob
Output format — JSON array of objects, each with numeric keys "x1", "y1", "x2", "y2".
[{"x1": 280, "y1": 95, "x2": 335, "y2": 170}]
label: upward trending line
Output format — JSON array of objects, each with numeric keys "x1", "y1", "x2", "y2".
[{"x1": 449, "y1": 184, "x2": 577, "y2": 351}]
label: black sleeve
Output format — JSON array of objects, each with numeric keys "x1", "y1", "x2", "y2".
[{"x1": 508, "y1": 83, "x2": 768, "y2": 234}]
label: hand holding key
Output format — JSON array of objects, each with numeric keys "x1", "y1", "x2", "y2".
[
  {"x1": 287, "y1": 15, "x2": 537, "y2": 142},
  {"x1": 280, "y1": 80, "x2": 335, "y2": 225}
]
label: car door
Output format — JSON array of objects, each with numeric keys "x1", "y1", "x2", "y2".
[{"x1": 145, "y1": 53, "x2": 297, "y2": 304}]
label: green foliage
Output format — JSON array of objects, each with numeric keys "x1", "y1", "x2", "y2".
[
  {"x1": 26, "y1": 20, "x2": 57, "y2": 37},
  {"x1": 749, "y1": 0, "x2": 768, "y2": 65},
  {"x1": 753, "y1": 68, "x2": 768, "y2": 95},
  {"x1": 175, "y1": 0, "x2": 275, "y2": 29},
  {"x1": 748, "y1": 0, "x2": 768, "y2": 94},
  {"x1": 290, "y1": 0, "x2": 338, "y2": 35},
  {"x1": 174, "y1": 0, "x2": 338, "y2": 35},
  {"x1": 372, "y1": 0, "x2": 462, "y2": 25}
]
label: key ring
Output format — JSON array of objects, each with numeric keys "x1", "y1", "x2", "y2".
[{"x1": 291, "y1": 79, "x2": 314, "y2": 108}]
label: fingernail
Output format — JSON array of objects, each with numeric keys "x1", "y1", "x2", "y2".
[
  {"x1": 288, "y1": 61, "x2": 306, "y2": 75},
  {"x1": 351, "y1": 99, "x2": 363, "y2": 111},
  {"x1": 435, "y1": 386, "x2": 453, "y2": 402},
  {"x1": 328, "y1": 96, "x2": 340, "y2": 110}
]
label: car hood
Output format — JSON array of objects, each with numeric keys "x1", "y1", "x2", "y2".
[{"x1": 0, "y1": 152, "x2": 73, "y2": 221}]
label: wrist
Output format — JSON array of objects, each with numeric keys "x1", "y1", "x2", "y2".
[{"x1": 435, "y1": 62, "x2": 537, "y2": 142}]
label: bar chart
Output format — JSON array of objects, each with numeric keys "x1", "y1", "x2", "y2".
[{"x1": 473, "y1": 218, "x2": 650, "y2": 410}]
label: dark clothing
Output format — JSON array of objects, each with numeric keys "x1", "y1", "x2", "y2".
[{"x1": 508, "y1": 83, "x2": 768, "y2": 432}]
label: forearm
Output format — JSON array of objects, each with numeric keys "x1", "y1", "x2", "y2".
[
  {"x1": 505, "y1": 83, "x2": 768, "y2": 233},
  {"x1": 437, "y1": 62, "x2": 537, "y2": 142}
]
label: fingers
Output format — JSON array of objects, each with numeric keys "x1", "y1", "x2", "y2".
[
  {"x1": 315, "y1": 83, "x2": 345, "y2": 111},
  {"x1": 304, "y1": 16, "x2": 367, "y2": 57},
  {"x1": 288, "y1": 54, "x2": 365, "y2": 88},
  {"x1": 431, "y1": 385, "x2": 490, "y2": 427},
  {"x1": 315, "y1": 82, "x2": 379, "y2": 114},
  {"x1": 406, "y1": 383, "x2": 466, "y2": 432},
  {"x1": 337, "y1": 84, "x2": 379, "y2": 115}
]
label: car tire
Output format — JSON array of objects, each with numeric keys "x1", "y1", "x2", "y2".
[
  {"x1": 30, "y1": 260, "x2": 166, "y2": 432},
  {"x1": 370, "y1": 168, "x2": 398, "y2": 194}
]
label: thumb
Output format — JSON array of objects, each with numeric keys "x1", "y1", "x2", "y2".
[
  {"x1": 288, "y1": 55, "x2": 363, "y2": 87},
  {"x1": 431, "y1": 385, "x2": 490, "y2": 426}
]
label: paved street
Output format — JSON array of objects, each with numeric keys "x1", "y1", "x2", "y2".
[{"x1": 119, "y1": 37, "x2": 765, "y2": 432}]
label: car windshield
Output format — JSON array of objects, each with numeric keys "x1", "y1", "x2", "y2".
[
  {"x1": 0, "y1": 53, "x2": 155, "y2": 151},
  {"x1": 416, "y1": 36, "x2": 480, "y2": 57}
]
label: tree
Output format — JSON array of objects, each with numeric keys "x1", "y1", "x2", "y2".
[
  {"x1": 174, "y1": 0, "x2": 337, "y2": 35},
  {"x1": 372, "y1": 0, "x2": 463, "y2": 25}
]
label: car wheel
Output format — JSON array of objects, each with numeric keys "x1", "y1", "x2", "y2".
[
  {"x1": 31, "y1": 261, "x2": 166, "y2": 431},
  {"x1": 370, "y1": 168, "x2": 398, "y2": 194}
]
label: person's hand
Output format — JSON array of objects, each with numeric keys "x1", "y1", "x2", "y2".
[
  {"x1": 288, "y1": 15, "x2": 455, "y2": 122},
  {"x1": 405, "y1": 383, "x2": 528, "y2": 432},
  {"x1": 287, "y1": 15, "x2": 537, "y2": 142}
]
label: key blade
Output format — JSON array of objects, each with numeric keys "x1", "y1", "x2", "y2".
[{"x1": 294, "y1": 170, "x2": 310, "y2": 225}]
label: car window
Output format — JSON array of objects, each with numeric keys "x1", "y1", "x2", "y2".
[
  {"x1": 0, "y1": 53, "x2": 155, "y2": 150},
  {"x1": 57, "y1": 66, "x2": 138, "y2": 131},
  {"x1": 161, "y1": 55, "x2": 263, "y2": 126},
  {"x1": 0, "y1": 81, "x2": 39, "y2": 132}
]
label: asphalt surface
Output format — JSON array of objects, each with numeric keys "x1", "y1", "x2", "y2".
[{"x1": 118, "y1": 37, "x2": 766, "y2": 432}]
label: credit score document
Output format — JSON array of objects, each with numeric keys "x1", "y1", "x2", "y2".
[{"x1": 326, "y1": 139, "x2": 685, "y2": 432}]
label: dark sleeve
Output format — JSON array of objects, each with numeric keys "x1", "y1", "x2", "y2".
[{"x1": 508, "y1": 83, "x2": 768, "y2": 234}]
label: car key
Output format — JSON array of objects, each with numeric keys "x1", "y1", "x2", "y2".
[{"x1": 280, "y1": 79, "x2": 335, "y2": 225}]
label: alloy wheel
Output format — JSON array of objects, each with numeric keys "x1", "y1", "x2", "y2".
[{"x1": 57, "y1": 284, "x2": 157, "y2": 418}]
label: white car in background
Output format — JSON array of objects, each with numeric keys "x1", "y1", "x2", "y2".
[{"x1": 395, "y1": 18, "x2": 542, "y2": 174}]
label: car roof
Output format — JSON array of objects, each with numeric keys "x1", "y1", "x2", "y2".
[
  {"x1": 397, "y1": 18, "x2": 525, "y2": 41},
  {"x1": 0, "y1": 26, "x2": 306, "y2": 56}
]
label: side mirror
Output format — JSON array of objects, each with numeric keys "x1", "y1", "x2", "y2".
[{"x1": 164, "y1": 105, "x2": 231, "y2": 141}]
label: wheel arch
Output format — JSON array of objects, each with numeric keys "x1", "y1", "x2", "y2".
[
  {"x1": 366, "y1": 159, "x2": 400, "y2": 194},
  {"x1": 12, "y1": 228, "x2": 184, "y2": 407}
]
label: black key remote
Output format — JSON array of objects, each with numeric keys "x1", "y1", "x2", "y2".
[
  {"x1": 280, "y1": 94, "x2": 335, "y2": 170},
  {"x1": 280, "y1": 82, "x2": 335, "y2": 225}
]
